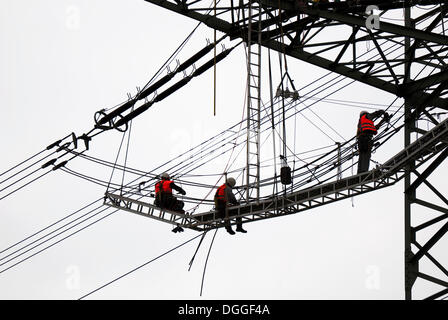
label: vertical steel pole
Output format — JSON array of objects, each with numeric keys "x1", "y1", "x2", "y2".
[
  {"x1": 404, "y1": 6, "x2": 417, "y2": 300},
  {"x1": 246, "y1": 2, "x2": 252, "y2": 203}
]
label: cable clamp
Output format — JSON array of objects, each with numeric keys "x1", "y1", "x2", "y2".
[
  {"x1": 78, "y1": 134, "x2": 92, "y2": 150},
  {"x1": 52, "y1": 160, "x2": 68, "y2": 171},
  {"x1": 56, "y1": 142, "x2": 71, "y2": 152},
  {"x1": 46, "y1": 139, "x2": 62, "y2": 150},
  {"x1": 41, "y1": 158, "x2": 57, "y2": 169}
]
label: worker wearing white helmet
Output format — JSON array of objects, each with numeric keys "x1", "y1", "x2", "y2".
[
  {"x1": 214, "y1": 177, "x2": 246, "y2": 235},
  {"x1": 356, "y1": 109, "x2": 389, "y2": 173}
]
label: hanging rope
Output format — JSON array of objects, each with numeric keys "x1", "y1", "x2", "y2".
[
  {"x1": 200, "y1": 228, "x2": 219, "y2": 297},
  {"x1": 105, "y1": 126, "x2": 128, "y2": 194},
  {"x1": 120, "y1": 106, "x2": 135, "y2": 195},
  {"x1": 188, "y1": 231, "x2": 208, "y2": 271}
]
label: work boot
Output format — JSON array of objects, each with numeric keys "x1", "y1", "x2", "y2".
[
  {"x1": 226, "y1": 227, "x2": 235, "y2": 235},
  {"x1": 236, "y1": 226, "x2": 247, "y2": 233},
  {"x1": 172, "y1": 226, "x2": 184, "y2": 233}
]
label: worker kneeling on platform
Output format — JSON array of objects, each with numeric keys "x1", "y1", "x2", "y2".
[
  {"x1": 154, "y1": 172, "x2": 186, "y2": 213},
  {"x1": 215, "y1": 177, "x2": 247, "y2": 235}
]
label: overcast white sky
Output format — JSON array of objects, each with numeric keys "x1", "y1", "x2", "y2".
[{"x1": 0, "y1": 0, "x2": 447, "y2": 300}]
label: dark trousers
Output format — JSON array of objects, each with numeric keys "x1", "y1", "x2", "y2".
[
  {"x1": 215, "y1": 200, "x2": 242, "y2": 230},
  {"x1": 357, "y1": 134, "x2": 373, "y2": 174},
  {"x1": 155, "y1": 193, "x2": 185, "y2": 213}
]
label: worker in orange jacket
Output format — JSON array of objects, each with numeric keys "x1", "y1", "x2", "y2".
[
  {"x1": 214, "y1": 177, "x2": 246, "y2": 235},
  {"x1": 356, "y1": 110, "x2": 389, "y2": 173},
  {"x1": 154, "y1": 172, "x2": 186, "y2": 213}
]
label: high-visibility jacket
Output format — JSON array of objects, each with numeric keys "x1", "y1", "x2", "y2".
[
  {"x1": 155, "y1": 180, "x2": 173, "y2": 194},
  {"x1": 215, "y1": 184, "x2": 227, "y2": 202},
  {"x1": 358, "y1": 114, "x2": 377, "y2": 135}
]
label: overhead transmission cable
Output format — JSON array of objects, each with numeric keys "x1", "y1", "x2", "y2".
[
  {"x1": 0, "y1": 206, "x2": 117, "y2": 275},
  {"x1": 0, "y1": 202, "x2": 107, "y2": 266},
  {"x1": 0, "y1": 133, "x2": 72, "y2": 179},
  {"x1": 0, "y1": 197, "x2": 102, "y2": 256},
  {"x1": 78, "y1": 232, "x2": 205, "y2": 300}
]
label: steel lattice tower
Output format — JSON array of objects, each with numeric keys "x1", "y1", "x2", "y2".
[{"x1": 142, "y1": 0, "x2": 448, "y2": 299}]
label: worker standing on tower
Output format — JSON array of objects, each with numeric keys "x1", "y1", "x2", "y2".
[
  {"x1": 356, "y1": 110, "x2": 389, "y2": 173},
  {"x1": 214, "y1": 177, "x2": 247, "y2": 235},
  {"x1": 154, "y1": 172, "x2": 186, "y2": 213}
]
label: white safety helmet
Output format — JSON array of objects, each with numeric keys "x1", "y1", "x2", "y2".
[
  {"x1": 226, "y1": 177, "x2": 236, "y2": 188},
  {"x1": 360, "y1": 110, "x2": 368, "y2": 117},
  {"x1": 161, "y1": 172, "x2": 170, "y2": 180}
]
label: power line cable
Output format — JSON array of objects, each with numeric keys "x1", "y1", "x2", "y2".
[
  {"x1": 0, "y1": 204, "x2": 110, "y2": 268},
  {"x1": 0, "y1": 170, "x2": 53, "y2": 202},
  {"x1": 78, "y1": 232, "x2": 204, "y2": 300},
  {"x1": 0, "y1": 207, "x2": 117, "y2": 276},
  {"x1": 0, "y1": 134, "x2": 72, "y2": 178},
  {"x1": 0, "y1": 197, "x2": 102, "y2": 256}
]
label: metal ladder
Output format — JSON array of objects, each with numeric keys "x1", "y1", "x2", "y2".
[{"x1": 245, "y1": 0, "x2": 262, "y2": 203}]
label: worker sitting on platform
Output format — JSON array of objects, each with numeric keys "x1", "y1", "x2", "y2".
[
  {"x1": 214, "y1": 177, "x2": 246, "y2": 235},
  {"x1": 356, "y1": 109, "x2": 389, "y2": 174},
  {"x1": 154, "y1": 172, "x2": 186, "y2": 213}
]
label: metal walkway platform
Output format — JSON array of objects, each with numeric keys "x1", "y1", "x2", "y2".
[{"x1": 104, "y1": 117, "x2": 448, "y2": 231}]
